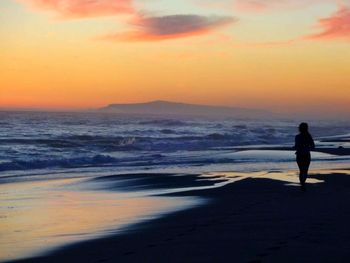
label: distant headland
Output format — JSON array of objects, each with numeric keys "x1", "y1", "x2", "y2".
[{"x1": 99, "y1": 100, "x2": 277, "y2": 119}]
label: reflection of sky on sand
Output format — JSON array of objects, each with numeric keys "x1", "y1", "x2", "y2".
[
  {"x1": 221, "y1": 150, "x2": 333, "y2": 162},
  {"x1": 0, "y1": 178, "x2": 199, "y2": 262},
  {"x1": 206, "y1": 169, "x2": 350, "y2": 187},
  {"x1": 209, "y1": 171, "x2": 323, "y2": 186},
  {"x1": 1, "y1": 168, "x2": 350, "y2": 261}
]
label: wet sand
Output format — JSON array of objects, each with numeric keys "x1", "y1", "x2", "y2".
[
  {"x1": 0, "y1": 176, "x2": 201, "y2": 262},
  {"x1": 232, "y1": 146, "x2": 350, "y2": 156},
  {"x1": 7, "y1": 170, "x2": 350, "y2": 263}
]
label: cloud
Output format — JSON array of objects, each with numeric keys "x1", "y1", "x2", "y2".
[
  {"x1": 236, "y1": 0, "x2": 330, "y2": 12},
  {"x1": 306, "y1": 6, "x2": 350, "y2": 41},
  {"x1": 197, "y1": 0, "x2": 327, "y2": 13},
  {"x1": 101, "y1": 14, "x2": 236, "y2": 41},
  {"x1": 17, "y1": 0, "x2": 237, "y2": 42},
  {"x1": 18, "y1": 0, "x2": 134, "y2": 19}
]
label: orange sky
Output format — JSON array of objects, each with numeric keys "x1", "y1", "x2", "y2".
[{"x1": 1, "y1": 0, "x2": 350, "y2": 114}]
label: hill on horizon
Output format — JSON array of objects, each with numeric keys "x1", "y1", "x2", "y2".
[{"x1": 99, "y1": 100, "x2": 277, "y2": 119}]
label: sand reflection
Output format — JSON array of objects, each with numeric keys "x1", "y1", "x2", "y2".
[
  {"x1": 207, "y1": 169, "x2": 350, "y2": 186},
  {"x1": 0, "y1": 178, "x2": 196, "y2": 261}
]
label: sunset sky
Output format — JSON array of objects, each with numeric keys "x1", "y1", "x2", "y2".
[{"x1": 1, "y1": 0, "x2": 349, "y2": 115}]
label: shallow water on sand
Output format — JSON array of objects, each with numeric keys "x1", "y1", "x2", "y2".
[
  {"x1": 207, "y1": 169, "x2": 350, "y2": 187},
  {"x1": 0, "y1": 177, "x2": 201, "y2": 262},
  {"x1": 2, "y1": 169, "x2": 350, "y2": 262}
]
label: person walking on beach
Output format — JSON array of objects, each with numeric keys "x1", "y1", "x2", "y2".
[{"x1": 294, "y1": 122, "x2": 315, "y2": 190}]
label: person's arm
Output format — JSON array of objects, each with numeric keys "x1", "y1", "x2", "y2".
[
  {"x1": 310, "y1": 136, "x2": 315, "y2": 150},
  {"x1": 293, "y1": 135, "x2": 298, "y2": 150}
]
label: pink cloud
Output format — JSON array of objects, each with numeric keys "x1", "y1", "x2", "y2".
[
  {"x1": 18, "y1": 0, "x2": 134, "y2": 19},
  {"x1": 218, "y1": 0, "x2": 327, "y2": 13},
  {"x1": 307, "y1": 6, "x2": 350, "y2": 41},
  {"x1": 101, "y1": 14, "x2": 236, "y2": 42}
]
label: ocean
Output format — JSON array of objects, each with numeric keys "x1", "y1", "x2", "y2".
[{"x1": 1, "y1": 111, "x2": 350, "y2": 179}]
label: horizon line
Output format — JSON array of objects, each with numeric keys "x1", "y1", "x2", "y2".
[{"x1": 0, "y1": 100, "x2": 265, "y2": 112}]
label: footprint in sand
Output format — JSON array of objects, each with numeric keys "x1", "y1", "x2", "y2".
[
  {"x1": 147, "y1": 244, "x2": 157, "y2": 248},
  {"x1": 187, "y1": 227, "x2": 196, "y2": 233},
  {"x1": 277, "y1": 241, "x2": 288, "y2": 245},
  {"x1": 247, "y1": 259, "x2": 262, "y2": 263},
  {"x1": 290, "y1": 235, "x2": 301, "y2": 240},
  {"x1": 256, "y1": 253, "x2": 269, "y2": 257},
  {"x1": 249, "y1": 250, "x2": 271, "y2": 262},
  {"x1": 267, "y1": 246, "x2": 281, "y2": 251},
  {"x1": 123, "y1": 251, "x2": 136, "y2": 256},
  {"x1": 249, "y1": 243, "x2": 284, "y2": 262}
]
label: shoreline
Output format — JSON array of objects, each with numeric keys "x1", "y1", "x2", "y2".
[
  {"x1": 231, "y1": 147, "x2": 350, "y2": 156},
  {"x1": 6, "y1": 169, "x2": 350, "y2": 263}
]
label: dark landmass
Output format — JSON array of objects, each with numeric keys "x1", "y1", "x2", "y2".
[{"x1": 99, "y1": 100, "x2": 278, "y2": 119}]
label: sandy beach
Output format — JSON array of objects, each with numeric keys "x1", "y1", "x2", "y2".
[{"x1": 4, "y1": 169, "x2": 350, "y2": 263}]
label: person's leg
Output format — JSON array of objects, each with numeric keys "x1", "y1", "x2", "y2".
[
  {"x1": 300, "y1": 164, "x2": 308, "y2": 185},
  {"x1": 297, "y1": 154, "x2": 310, "y2": 188},
  {"x1": 296, "y1": 156, "x2": 305, "y2": 186},
  {"x1": 301, "y1": 155, "x2": 311, "y2": 185}
]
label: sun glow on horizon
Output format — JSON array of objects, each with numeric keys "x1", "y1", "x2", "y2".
[{"x1": 1, "y1": 0, "x2": 350, "y2": 116}]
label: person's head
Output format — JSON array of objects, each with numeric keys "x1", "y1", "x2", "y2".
[{"x1": 299, "y1": 122, "x2": 309, "y2": 134}]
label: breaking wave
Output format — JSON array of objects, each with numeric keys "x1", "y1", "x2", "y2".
[{"x1": 1, "y1": 111, "x2": 349, "y2": 173}]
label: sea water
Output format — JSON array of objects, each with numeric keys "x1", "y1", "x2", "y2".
[{"x1": 1, "y1": 111, "x2": 350, "y2": 180}]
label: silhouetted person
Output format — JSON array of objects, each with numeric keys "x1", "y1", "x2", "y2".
[{"x1": 294, "y1": 122, "x2": 315, "y2": 190}]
